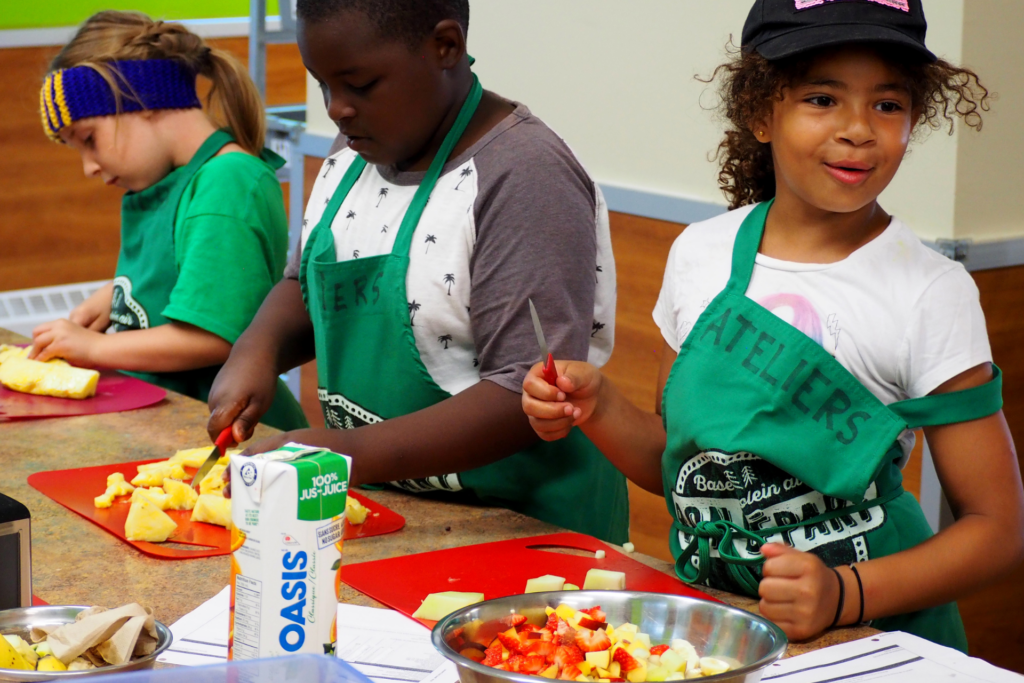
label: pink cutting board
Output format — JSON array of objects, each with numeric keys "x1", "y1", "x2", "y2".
[
  {"x1": 0, "y1": 368, "x2": 166, "y2": 420},
  {"x1": 342, "y1": 532, "x2": 720, "y2": 627}
]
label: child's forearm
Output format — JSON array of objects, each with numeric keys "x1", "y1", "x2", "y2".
[
  {"x1": 580, "y1": 378, "x2": 667, "y2": 494},
  {"x1": 90, "y1": 322, "x2": 231, "y2": 372}
]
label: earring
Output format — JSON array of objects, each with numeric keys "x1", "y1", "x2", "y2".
[{"x1": 758, "y1": 130, "x2": 764, "y2": 138}]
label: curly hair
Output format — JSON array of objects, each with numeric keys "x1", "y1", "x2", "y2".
[{"x1": 705, "y1": 45, "x2": 991, "y2": 210}]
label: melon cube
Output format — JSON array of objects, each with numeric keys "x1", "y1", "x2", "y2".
[
  {"x1": 410, "y1": 592, "x2": 485, "y2": 620},
  {"x1": 585, "y1": 651, "x2": 610, "y2": 669},
  {"x1": 660, "y1": 650, "x2": 685, "y2": 674},
  {"x1": 583, "y1": 569, "x2": 626, "y2": 591},
  {"x1": 525, "y1": 574, "x2": 566, "y2": 593},
  {"x1": 625, "y1": 663, "x2": 647, "y2": 683}
]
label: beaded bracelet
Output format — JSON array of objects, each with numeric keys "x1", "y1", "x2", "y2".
[{"x1": 830, "y1": 567, "x2": 846, "y2": 628}]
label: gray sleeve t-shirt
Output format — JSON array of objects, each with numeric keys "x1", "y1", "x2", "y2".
[{"x1": 286, "y1": 102, "x2": 616, "y2": 395}]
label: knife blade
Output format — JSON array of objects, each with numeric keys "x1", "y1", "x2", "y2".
[
  {"x1": 528, "y1": 298, "x2": 558, "y2": 386},
  {"x1": 191, "y1": 426, "x2": 237, "y2": 492}
]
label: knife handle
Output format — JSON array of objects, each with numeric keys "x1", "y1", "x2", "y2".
[
  {"x1": 215, "y1": 426, "x2": 237, "y2": 451},
  {"x1": 542, "y1": 353, "x2": 558, "y2": 386}
]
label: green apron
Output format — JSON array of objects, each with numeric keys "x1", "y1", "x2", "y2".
[
  {"x1": 661, "y1": 201, "x2": 1002, "y2": 651},
  {"x1": 298, "y1": 75, "x2": 628, "y2": 543},
  {"x1": 111, "y1": 129, "x2": 308, "y2": 432}
]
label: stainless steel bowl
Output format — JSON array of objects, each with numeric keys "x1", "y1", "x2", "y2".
[
  {"x1": 0, "y1": 606, "x2": 172, "y2": 681},
  {"x1": 432, "y1": 591, "x2": 786, "y2": 683}
]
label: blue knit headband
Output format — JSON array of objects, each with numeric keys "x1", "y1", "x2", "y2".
[{"x1": 41, "y1": 59, "x2": 201, "y2": 142}]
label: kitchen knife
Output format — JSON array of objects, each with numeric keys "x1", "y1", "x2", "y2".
[
  {"x1": 191, "y1": 427, "x2": 236, "y2": 492},
  {"x1": 528, "y1": 298, "x2": 558, "y2": 386}
]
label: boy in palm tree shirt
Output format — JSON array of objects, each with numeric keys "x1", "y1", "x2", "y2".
[{"x1": 208, "y1": 0, "x2": 628, "y2": 542}]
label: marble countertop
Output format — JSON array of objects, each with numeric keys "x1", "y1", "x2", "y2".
[{"x1": 0, "y1": 327, "x2": 876, "y2": 660}]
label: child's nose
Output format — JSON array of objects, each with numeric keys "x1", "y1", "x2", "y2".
[
  {"x1": 81, "y1": 155, "x2": 101, "y2": 178},
  {"x1": 837, "y1": 108, "x2": 875, "y2": 146},
  {"x1": 327, "y1": 95, "x2": 357, "y2": 123}
]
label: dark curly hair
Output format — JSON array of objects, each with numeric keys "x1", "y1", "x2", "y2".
[
  {"x1": 296, "y1": 0, "x2": 469, "y2": 47},
  {"x1": 705, "y1": 44, "x2": 991, "y2": 210}
]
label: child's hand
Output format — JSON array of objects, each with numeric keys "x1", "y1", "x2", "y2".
[
  {"x1": 29, "y1": 319, "x2": 105, "y2": 366},
  {"x1": 521, "y1": 360, "x2": 603, "y2": 441},
  {"x1": 207, "y1": 348, "x2": 281, "y2": 445},
  {"x1": 758, "y1": 543, "x2": 842, "y2": 640},
  {"x1": 68, "y1": 282, "x2": 114, "y2": 332}
]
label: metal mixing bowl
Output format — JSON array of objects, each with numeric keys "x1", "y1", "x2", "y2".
[
  {"x1": 0, "y1": 606, "x2": 172, "y2": 681},
  {"x1": 432, "y1": 591, "x2": 786, "y2": 683}
]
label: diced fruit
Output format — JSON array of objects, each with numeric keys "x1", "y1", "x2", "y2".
[
  {"x1": 106, "y1": 473, "x2": 135, "y2": 496},
  {"x1": 198, "y1": 464, "x2": 227, "y2": 494},
  {"x1": 577, "y1": 661, "x2": 594, "y2": 676},
  {"x1": 564, "y1": 583, "x2": 580, "y2": 591},
  {"x1": 659, "y1": 650, "x2": 685, "y2": 674},
  {"x1": 525, "y1": 574, "x2": 567, "y2": 593},
  {"x1": 169, "y1": 447, "x2": 215, "y2": 468},
  {"x1": 622, "y1": 543, "x2": 635, "y2": 554},
  {"x1": 34, "y1": 642, "x2": 53, "y2": 658},
  {"x1": 634, "y1": 633, "x2": 651, "y2": 650},
  {"x1": 191, "y1": 493, "x2": 232, "y2": 527},
  {"x1": 162, "y1": 478, "x2": 199, "y2": 511},
  {"x1": 523, "y1": 654, "x2": 548, "y2": 674},
  {"x1": 608, "y1": 661, "x2": 621, "y2": 678},
  {"x1": 698, "y1": 658, "x2": 730, "y2": 676},
  {"x1": 124, "y1": 490, "x2": 178, "y2": 542},
  {"x1": 0, "y1": 634, "x2": 33, "y2": 671},
  {"x1": 554, "y1": 644, "x2": 584, "y2": 670},
  {"x1": 557, "y1": 619, "x2": 578, "y2": 645},
  {"x1": 460, "y1": 647, "x2": 485, "y2": 662},
  {"x1": 0, "y1": 356, "x2": 99, "y2": 399},
  {"x1": 575, "y1": 628, "x2": 612, "y2": 653},
  {"x1": 131, "y1": 462, "x2": 186, "y2": 487},
  {"x1": 613, "y1": 648, "x2": 639, "y2": 673},
  {"x1": 578, "y1": 616, "x2": 606, "y2": 631},
  {"x1": 346, "y1": 496, "x2": 370, "y2": 525},
  {"x1": 555, "y1": 604, "x2": 577, "y2": 621},
  {"x1": 559, "y1": 664, "x2": 582, "y2": 680},
  {"x1": 540, "y1": 665, "x2": 559, "y2": 679},
  {"x1": 649, "y1": 645, "x2": 670, "y2": 656},
  {"x1": 665, "y1": 673, "x2": 686, "y2": 681},
  {"x1": 501, "y1": 614, "x2": 528, "y2": 628},
  {"x1": 3, "y1": 636, "x2": 37, "y2": 667},
  {"x1": 497, "y1": 633, "x2": 526, "y2": 654},
  {"x1": 507, "y1": 655, "x2": 526, "y2": 672},
  {"x1": 482, "y1": 643, "x2": 503, "y2": 667},
  {"x1": 585, "y1": 650, "x2": 611, "y2": 669},
  {"x1": 583, "y1": 569, "x2": 626, "y2": 591},
  {"x1": 632, "y1": 648, "x2": 650, "y2": 661},
  {"x1": 626, "y1": 663, "x2": 647, "y2": 683},
  {"x1": 37, "y1": 655, "x2": 67, "y2": 672},
  {"x1": 411, "y1": 592, "x2": 485, "y2": 620}
]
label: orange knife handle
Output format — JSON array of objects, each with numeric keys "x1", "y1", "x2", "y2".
[
  {"x1": 542, "y1": 353, "x2": 558, "y2": 386},
  {"x1": 215, "y1": 426, "x2": 237, "y2": 451}
]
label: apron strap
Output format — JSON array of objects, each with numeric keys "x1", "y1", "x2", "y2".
[
  {"x1": 888, "y1": 365, "x2": 1003, "y2": 429},
  {"x1": 391, "y1": 74, "x2": 484, "y2": 257},
  {"x1": 725, "y1": 200, "x2": 773, "y2": 294},
  {"x1": 674, "y1": 486, "x2": 903, "y2": 597}
]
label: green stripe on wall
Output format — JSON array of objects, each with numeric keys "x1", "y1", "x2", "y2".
[{"x1": 3, "y1": 1, "x2": 280, "y2": 30}]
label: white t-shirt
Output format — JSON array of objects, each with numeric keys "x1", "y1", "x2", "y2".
[{"x1": 654, "y1": 204, "x2": 992, "y2": 404}]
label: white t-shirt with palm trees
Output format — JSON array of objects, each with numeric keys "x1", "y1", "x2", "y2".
[{"x1": 290, "y1": 103, "x2": 615, "y2": 397}]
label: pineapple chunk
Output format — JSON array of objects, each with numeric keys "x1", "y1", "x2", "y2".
[
  {"x1": 191, "y1": 493, "x2": 232, "y2": 527},
  {"x1": 583, "y1": 569, "x2": 626, "y2": 591},
  {"x1": 131, "y1": 462, "x2": 186, "y2": 487},
  {"x1": 539, "y1": 665, "x2": 558, "y2": 679},
  {"x1": 94, "y1": 473, "x2": 136, "y2": 509},
  {"x1": 626, "y1": 663, "x2": 647, "y2": 683},
  {"x1": 0, "y1": 356, "x2": 99, "y2": 399},
  {"x1": 124, "y1": 491, "x2": 178, "y2": 542},
  {"x1": 554, "y1": 604, "x2": 577, "y2": 621},
  {"x1": 345, "y1": 496, "x2": 369, "y2": 525},
  {"x1": 525, "y1": 574, "x2": 566, "y2": 593},
  {"x1": 585, "y1": 651, "x2": 610, "y2": 669},
  {"x1": 168, "y1": 447, "x2": 214, "y2": 468},
  {"x1": 162, "y1": 478, "x2": 199, "y2": 511},
  {"x1": 0, "y1": 345, "x2": 29, "y2": 364},
  {"x1": 410, "y1": 592, "x2": 485, "y2": 620},
  {"x1": 578, "y1": 662, "x2": 594, "y2": 676},
  {"x1": 198, "y1": 464, "x2": 227, "y2": 494}
]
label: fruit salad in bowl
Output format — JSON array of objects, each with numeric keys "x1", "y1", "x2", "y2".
[{"x1": 431, "y1": 592, "x2": 786, "y2": 683}]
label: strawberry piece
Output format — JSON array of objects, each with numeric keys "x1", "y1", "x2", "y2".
[
  {"x1": 521, "y1": 654, "x2": 547, "y2": 674},
  {"x1": 579, "y1": 607, "x2": 607, "y2": 623},
  {"x1": 574, "y1": 628, "x2": 612, "y2": 653},
  {"x1": 545, "y1": 613, "x2": 561, "y2": 631},
  {"x1": 554, "y1": 644, "x2": 584, "y2": 670},
  {"x1": 556, "y1": 619, "x2": 577, "y2": 646},
  {"x1": 492, "y1": 663, "x2": 512, "y2": 672},
  {"x1": 559, "y1": 664, "x2": 582, "y2": 680},
  {"x1": 497, "y1": 633, "x2": 526, "y2": 654},
  {"x1": 649, "y1": 644, "x2": 670, "y2": 656},
  {"x1": 507, "y1": 655, "x2": 526, "y2": 672},
  {"x1": 527, "y1": 640, "x2": 556, "y2": 659},
  {"x1": 577, "y1": 616, "x2": 606, "y2": 631},
  {"x1": 482, "y1": 643, "x2": 504, "y2": 667},
  {"x1": 613, "y1": 647, "x2": 640, "y2": 672},
  {"x1": 502, "y1": 614, "x2": 528, "y2": 629},
  {"x1": 608, "y1": 678, "x2": 626, "y2": 682}
]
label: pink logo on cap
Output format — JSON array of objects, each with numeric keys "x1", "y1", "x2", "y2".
[{"x1": 796, "y1": 0, "x2": 910, "y2": 11}]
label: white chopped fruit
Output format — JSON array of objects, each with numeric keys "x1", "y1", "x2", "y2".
[
  {"x1": 622, "y1": 542, "x2": 635, "y2": 553},
  {"x1": 410, "y1": 591, "x2": 485, "y2": 620},
  {"x1": 698, "y1": 658, "x2": 730, "y2": 676},
  {"x1": 563, "y1": 583, "x2": 580, "y2": 591},
  {"x1": 525, "y1": 575, "x2": 567, "y2": 593},
  {"x1": 595, "y1": 550, "x2": 606, "y2": 560},
  {"x1": 583, "y1": 568, "x2": 626, "y2": 590}
]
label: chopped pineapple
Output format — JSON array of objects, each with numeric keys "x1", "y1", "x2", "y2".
[
  {"x1": 191, "y1": 493, "x2": 231, "y2": 527},
  {"x1": 94, "y1": 473, "x2": 136, "y2": 509},
  {"x1": 345, "y1": 496, "x2": 369, "y2": 525},
  {"x1": 131, "y1": 462, "x2": 186, "y2": 487},
  {"x1": 198, "y1": 464, "x2": 227, "y2": 494},
  {"x1": 124, "y1": 490, "x2": 178, "y2": 542},
  {"x1": 168, "y1": 447, "x2": 214, "y2": 468},
  {"x1": 411, "y1": 592, "x2": 485, "y2": 620},
  {"x1": 0, "y1": 356, "x2": 99, "y2": 399},
  {"x1": 162, "y1": 478, "x2": 199, "y2": 511}
]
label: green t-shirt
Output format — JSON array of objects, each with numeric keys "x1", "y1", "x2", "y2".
[{"x1": 163, "y1": 151, "x2": 289, "y2": 343}]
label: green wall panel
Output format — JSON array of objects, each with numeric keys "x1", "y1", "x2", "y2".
[{"x1": 3, "y1": 1, "x2": 280, "y2": 30}]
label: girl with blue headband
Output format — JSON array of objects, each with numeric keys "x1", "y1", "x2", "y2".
[
  {"x1": 524, "y1": 0, "x2": 1023, "y2": 650},
  {"x1": 31, "y1": 11, "x2": 308, "y2": 432}
]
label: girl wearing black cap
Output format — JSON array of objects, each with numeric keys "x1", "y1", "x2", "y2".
[{"x1": 523, "y1": 0, "x2": 1022, "y2": 650}]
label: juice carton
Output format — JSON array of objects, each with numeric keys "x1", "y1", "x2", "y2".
[{"x1": 229, "y1": 443, "x2": 351, "y2": 659}]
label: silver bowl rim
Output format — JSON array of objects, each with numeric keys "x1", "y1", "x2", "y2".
[
  {"x1": 0, "y1": 605, "x2": 173, "y2": 679},
  {"x1": 430, "y1": 591, "x2": 788, "y2": 683}
]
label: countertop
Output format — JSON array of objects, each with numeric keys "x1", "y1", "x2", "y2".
[{"x1": 0, "y1": 327, "x2": 877, "y2": 659}]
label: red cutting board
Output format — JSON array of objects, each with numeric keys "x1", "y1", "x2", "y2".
[
  {"x1": 29, "y1": 458, "x2": 405, "y2": 560},
  {"x1": 342, "y1": 532, "x2": 719, "y2": 627},
  {"x1": 0, "y1": 368, "x2": 166, "y2": 421}
]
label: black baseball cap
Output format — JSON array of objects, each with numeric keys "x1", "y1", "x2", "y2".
[{"x1": 742, "y1": 0, "x2": 936, "y2": 63}]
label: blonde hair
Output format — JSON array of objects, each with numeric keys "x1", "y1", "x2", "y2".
[{"x1": 50, "y1": 11, "x2": 265, "y2": 154}]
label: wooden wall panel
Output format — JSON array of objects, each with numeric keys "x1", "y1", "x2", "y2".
[{"x1": 0, "y1": 40, "x2": 306, "y2": 293}]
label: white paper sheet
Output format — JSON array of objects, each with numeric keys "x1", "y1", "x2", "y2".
[
  {"x1": 335, "y1": 604, "x2": 458, "y2": 683},
  {"x1": 762, "y1": 631, "x2": 1023, "y2": 682},
  {"x1": 156, "y1": 586, "x2": 230, "y2": 666}
]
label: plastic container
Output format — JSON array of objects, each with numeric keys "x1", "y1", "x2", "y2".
[
  {"x1": 0, "y1": 281, "x2": 107, "y2": 338},
  {"x1": 62, "y1": 653, "x2": 372, "y2": 683}
]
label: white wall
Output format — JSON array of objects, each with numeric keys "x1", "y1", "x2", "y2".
[{"x1": 306, "y1": 0, "x2": 1014, "y2": 241}]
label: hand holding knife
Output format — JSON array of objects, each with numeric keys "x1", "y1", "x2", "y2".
[
  {"x1": 528, "y1": 298, "x2": 559, "y2": 386},
  {"x1": 191, "y1": 426, "x2": 237, "y2": 492}
]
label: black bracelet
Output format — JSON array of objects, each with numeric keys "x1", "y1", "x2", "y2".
[
  {"x1": 849, "y1": 564, "x2": 865, "y2": 624},
  {"x1": 830, "y1": 567, "x2": 846, "y2": 629}
]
